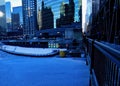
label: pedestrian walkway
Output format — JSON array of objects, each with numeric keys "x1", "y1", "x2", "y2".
[{"x1": 0, "y1": 51, "x2": 89, "y2": 86}]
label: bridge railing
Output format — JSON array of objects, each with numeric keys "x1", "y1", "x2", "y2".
[{"x1": 86, "y1": 38, "x2": 120, "y2": 86}]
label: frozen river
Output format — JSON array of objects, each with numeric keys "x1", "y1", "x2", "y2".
[{"x1": 0, "y1": 50, "x2": 89, "y2": 86}]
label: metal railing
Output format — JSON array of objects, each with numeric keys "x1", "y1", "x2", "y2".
[{"x1": 86, "y1": 38, "x2": 120, "y2": 86}]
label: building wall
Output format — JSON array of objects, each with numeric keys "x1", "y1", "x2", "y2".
[
  {"x1": 11, "y1": 13, "x2": 20, "y2": 31},
  {"x1": 22, "y1": 0, "x2": 37, "y2": 36},
  {"x1": 37, "y1": 0, "x2": 81, "y2": 28},
  {"x1": 5, "y1": 2, "x2": 12, "y2": 32},
  {"x1": 37, "y1": 9, "x2": 42, "y2": 30},
  {"x1": 13, "y1": 6, "x2": 23, "y2": 25},
  {"x1": 40, "y1": 1, "x2": 54, "y2": 30},
  {"x1": 56, "y1": 0, "x2": 75, "y2": 28},
  {"x1": 89, "y1": 0, "x2": 120, "y2": 43},
  {"x1": 65, "y1": 28, "x2": 74, "y2": 39},
  {"x1": 92, "y1": 0, "x2": 100, "y2": 15},
  {"x1": 0, "y1": 0, "x2": 7, "y2": 35},
  {"x1": 5, "y1": 2, "x2": 11, "y2": 23}
]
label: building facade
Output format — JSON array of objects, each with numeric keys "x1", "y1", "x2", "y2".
[
  {"x1": 37, "y1": 0, "x2": 80, "y2": 28},
  {"x1": 0, "y1": 0, "x2": 7, "y2": 35},
  {"x1": 90, "y1": 0, "x2": 120, "y2": 43},
  {"x1": 39, "y1": 0, "x2": 54, "y2": 30},
  {"x1": 11, "y1": 13, "x2": 20, "y2": 31},
  {"x1": 5, "y1": 2, "x2": 12, "y2": 32},
  {"x1": 92, "y1": 0, "x2": 100, "y2": 15},
  {"x1": 22, "y1": 0, "x2": 37, "y2": 37},
  {"x1": 68, "y1": 0, "x2": 75, "y2": 23},
  {"x1": 56, "y1": 0, "x2": 75, "y2": 28},
  {"x1": 13, "y1": 6, "x2": 23, "y2": 25},
  {"x1": 37, "y1": 9, "x2": 42, "y2": 30}
]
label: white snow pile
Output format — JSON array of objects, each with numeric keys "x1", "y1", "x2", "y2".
[{"x1": 0, "y1": 45, "x2": 59, "y2": 56}]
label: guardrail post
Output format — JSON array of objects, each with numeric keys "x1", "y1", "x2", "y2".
[{"x1": 90, "y1": 39, "x2": 94, "y2": 74}]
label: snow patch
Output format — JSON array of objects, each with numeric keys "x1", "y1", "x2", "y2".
[{"x1": 0, "y1": 45, "x2": 59, "y2": 56}]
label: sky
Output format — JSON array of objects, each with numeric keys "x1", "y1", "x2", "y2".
[
  {"x1": 82, "y1": 0, "x2": 92, "y2": 32},
  {"x1": 82, "y1": 0, "x2": 87, "y2": 32},
  {"x1": 5, "y1": 0, "x2": 22, "y2": 7}
]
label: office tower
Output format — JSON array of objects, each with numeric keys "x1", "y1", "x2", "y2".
[
  {"x1": 68, "y1": 0, "x2": 75, "y2": 23},
  {"x1": 78, "y1": 0, "x2": 82, "y2": 23},
  {"x1": 11, "y1": 13, "x2": 20, "y2": 31},
  {"x1": 79, "y1": 5, "x2": 82, "y2": 23},
  {"x1": 37, "y1": 0, "x2": 62, "y2": 28},
  {"x1": 13, "y1": 6, "x2": 23, "y2": 25},
  {"x1": 60, "y1": 3, "x2": 69, "y2": 25},
  {"x1": 5, "y1": 2, "x2": 12, "y2": 32},
  {"x1": 56, "y1": 0, "x2": 75, "y2": 28},
  {"x1": 60, "y1": 2, "x2": 67, "y2": 17},
  {"x1": 0, "y1": 0, "x2": 7, "y2": 35},
  {"x1": 38, "y1": 8, "x2": 42, "y2": 30},
  {"x1": 38, "y1": 0, "x2": 54, "y2": 30},
  {"x1": 37, "y1": 0, "x2": 80, "y2": 28},
  {"x1": 22, "y1": 0, "x2": 37, "y2": 36}
]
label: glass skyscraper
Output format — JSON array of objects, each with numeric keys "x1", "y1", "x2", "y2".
[
  {"x1": 0, "y1": 0, "x2": 7, "y2": 35},
  {"x1": 5, "y1": 2, "x2": 12, "y2": 32},
  {"x1": 38, "y1": 0, "x2": 54, "y2": 30},
  {"x1": 37, "y1": 0, "x2": 81, "y2": 28},
  {"x1": 13, "y1": 6, "x2": 23, "y2": 25},
  {"x1": 22, "y1": 0, "x2": 37, "y2": 36},
  {"x1": 5, "y1": 2, "x2": 11, "y2": 23},
  {"x1": 11, "y1": 13, "x2": 20, "y2": 31},
  {"x1": 56, "y1": 0, "x2": 75, "y2": 28}
]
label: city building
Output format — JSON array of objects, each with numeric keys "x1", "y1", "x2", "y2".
[
  {"x1": 5, "y1": 2, "x2": 12, "y2": 32},
  {"x1": 78, "y1": 0, "x2": 82, "y2": 23},
  {"x1": 11, "y1": 13, "x2": 20, "y2": 31},
  {"x1": 37, "y1": 0, "x2": 80, "y2": 28},
  {"x1": 0, "y1": 0, "x2": 7, "y2": 35},
  {"x1": 92, "y1": 0, "x2": 100, "y2": 15},
  {"x1": 13, "y1": 6, "x2": 23, "y2": 25},
  {"x1": 60, "y1": 2, "x2": 68, "y2": 17},
  {"x1": 90, "y1": 0, "x2": 120, "y2": 43},
  {"x1": 35, "y1": 23, "x2": 82, "y2": 48},
  {"x1": 56, "y1": 0, "x2": 75, "y2": 28},
  {"x1": 78, "y1": 5, "x2": 82, "y2": 23},
  {"x1": 22, "y1": 0, "x2": 37, "y2": 37},
  {"x1": 68, "y1": 0, "x2": 75, "y2": 23},
  {"x1": 37, "y1": 9, "x2": 42, "y2": 30},
  {"x1": 37, "y1": 0, "x2": 54, "y2": 30}
]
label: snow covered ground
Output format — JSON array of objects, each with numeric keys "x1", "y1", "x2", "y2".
[
  {"x1": 0, "y1": 45, "x2": 61, "y2": 56},
  {"x1": 0, "y1": 50, "x2": 89, "y2": 86}
]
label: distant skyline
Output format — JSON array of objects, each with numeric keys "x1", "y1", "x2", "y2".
[
  {"x1": 5, "y1": 0, "x2": 22, "y2": 7},
  {"x1": 4, "y1": 0, "x2": 91, "y2": 31}
]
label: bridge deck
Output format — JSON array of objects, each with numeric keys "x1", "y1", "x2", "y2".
[{"x1": 0, "y1": 51, "x2": 89, "y2": 86}]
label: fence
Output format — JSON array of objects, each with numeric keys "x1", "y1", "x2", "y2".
[{"x1": 86, "y1": 38, "x2": 120, "y2": 86}]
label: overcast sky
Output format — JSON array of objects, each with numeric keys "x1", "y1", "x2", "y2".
[{"x1": 5, "y1": 0, "x2": 22, "y2": 7}]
